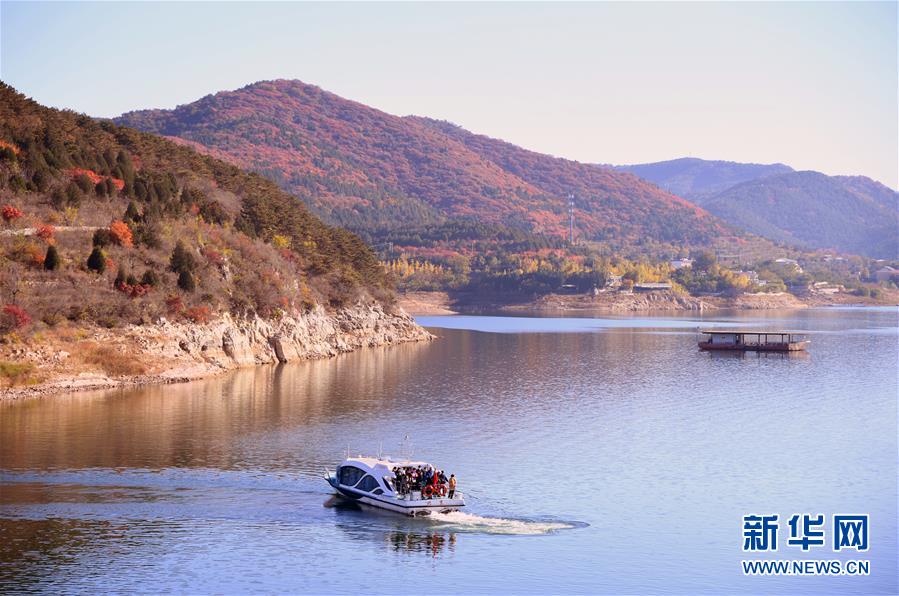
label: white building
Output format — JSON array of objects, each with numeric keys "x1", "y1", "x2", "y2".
[{"x1": 669, "y1": 258, "x2": 693, "y2": 270}]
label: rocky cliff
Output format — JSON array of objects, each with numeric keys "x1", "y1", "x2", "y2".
[{"x1": 1, "y1": 303, "x2": 433, "y2": 399}]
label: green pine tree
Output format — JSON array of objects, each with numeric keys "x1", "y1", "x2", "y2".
[
  {"x1": 86, "y1": 247, "x2": 106, "y2": 273},
  {"x1": 43, "y1": 245, "x2": 60, "y2": 271},
  {"x1": 177, "y1": 269, "x2": 196, "y2": 292}
]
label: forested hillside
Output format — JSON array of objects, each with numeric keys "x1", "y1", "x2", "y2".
[
  {"x1": 116, "y1": 79, "x2": 731, "y2": 251},
  {"x1": 0, "y1": 83, "x2": 391, "y2": 333},
  {"x1": 700, "y1": 171, "x2": 899, "y2": 258},
  {"x1": 617, "y1": 157, "x2": 898, "y2": 258}
]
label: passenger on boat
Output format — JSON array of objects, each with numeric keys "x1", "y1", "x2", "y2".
[
  {"x1": 390, "y1": 464, "x2": 455, "y2": 499},
  {"x1": 448, "y1": 474, "x2": 456, "y2": 498}
]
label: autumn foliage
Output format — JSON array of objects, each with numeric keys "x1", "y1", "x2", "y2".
[
  {"x1": 0, "y1": 304, "x2": 31, "y2": 332},
  {"x1": 116, "y1": 79, "x2": 726, "y2": 248},
  {"x1": 2, "y1": 205, "x2": 23, "y2": 223},
  {"x1": 35, "y1": 224, "x2": 55, "y2": 244},
  {"x1": 108, "y1": 220, "x2": 134, "y2": 247},
  {"x1": 184, "y1": 305, "x2": 211, "y2": 323},
  {"x1": 66, "y1": 168, "x2": 125, "y2": 191}
]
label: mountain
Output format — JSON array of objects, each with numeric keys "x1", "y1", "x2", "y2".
[
  {"x1": 0, "y1": 82, "x2": 392, "y2": 331},
  {"x1": 617, "y1": 157, "x2": 898, "y2": 258},
  {"x1": 700, "y1": 171, "x2": 898, "y2": 258},
  {"x1": 115, "y1": 79, "x2": 731, "y2": 252},
  {"x1": 615, "y1": 157, "x2": 794, "y2": 200}
]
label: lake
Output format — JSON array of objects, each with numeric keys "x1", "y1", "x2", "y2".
[{"x1": 1, "y1": 308, "x2": 896, "y2": 593}]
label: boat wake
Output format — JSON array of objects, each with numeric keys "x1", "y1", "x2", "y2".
[{"x1": 426, "y1": 510, "x2": 579, "y2": 535}]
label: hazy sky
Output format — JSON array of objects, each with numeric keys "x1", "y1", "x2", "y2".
[{"x1": 2, "y1": 2, "x2": 896, "y2": 188}]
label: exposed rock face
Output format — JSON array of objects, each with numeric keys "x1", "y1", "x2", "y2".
[
  {"x1": 1, "y1": 302, "x2": 434, "y2": 400},
  {"x1": 142, "y1": 302, "x2": 433, "y2": 368}
]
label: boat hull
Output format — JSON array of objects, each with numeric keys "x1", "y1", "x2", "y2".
[
  {"x1": 698, "y1": 340, "x2": 810, "y2": 352},
  {"x1": 326, "y1": 473, "x2": 463, "y2": 516}
]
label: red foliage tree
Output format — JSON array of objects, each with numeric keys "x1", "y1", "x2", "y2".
[
  {"x1": 2, "y1": 205, "x2": 24, "y2": 223},
  {"x1": 35, "y1": 224, "x2": 55, "y2": 244},
  {"x1": 0, "y1": 304, "x2": 31, "y2": 332},
  {"x1": 108, "y1": 220, "x2": 134, "y2": 247}
]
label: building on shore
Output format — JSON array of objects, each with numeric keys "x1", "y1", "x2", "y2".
[
  {"x1": 669, "y1": 258, "x2": 693, "y2": 270},
  {"x1": 605, "y1": 273, "x2": 623, "y2": 289},
  {"x1": 735, "y1": 270, "x2": 763, "y2": 286},
  {"x1": 775, "y1": 258, "x2": 803, "y2": 272}
]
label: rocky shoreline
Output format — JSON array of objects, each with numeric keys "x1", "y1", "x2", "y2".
[{"x1": 0, "y1": 302, "x2": 434, "y2": 401}]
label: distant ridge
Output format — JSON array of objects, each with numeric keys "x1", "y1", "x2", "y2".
[
  {"x1": 615, "y1": 157, "x2": 794, "y2": 200},
  {"x1": 701, "y1": 170, "x2": 898, "y2": 258},
  {"x1": 617, "y1": 157, "x2": 898, "y2": 258}
]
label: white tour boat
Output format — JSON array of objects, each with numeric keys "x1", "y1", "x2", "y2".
[{"x1": 324, "y1": 455, "x2": 464, "y2": 516}]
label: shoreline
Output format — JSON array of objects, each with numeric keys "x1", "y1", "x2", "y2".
[
  {"x1": 397, "y1": 289, "x2": 898, "y2": 316},
  {"x1": 0, "y1": 303, "x2": 434, "y2": 402},
  {"x1": 5, "y1": 292, "x2": 893, "y2": 400}
]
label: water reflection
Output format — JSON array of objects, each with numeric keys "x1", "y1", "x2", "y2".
[
  {"x1": 386, "y1": 530, "x2": 457, "y2": 558},
  {"x1": 0, "y1": 340, "x2": 433, "y2": 472},
  {"x1": 326, "y1": 497, "x2": 458, "y2": 558},
  {"x1": 704, "y1": 350, "x2": 811, "y2": 360},
  {"x1": 0, "y1": 310, "x2": 896, "y2": 593}
]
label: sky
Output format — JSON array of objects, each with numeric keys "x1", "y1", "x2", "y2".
[{"x1": 1, "y1": 2, "x2": 897, "y2": 188}]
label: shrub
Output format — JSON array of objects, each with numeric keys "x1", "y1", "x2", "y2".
[
  {"x1": 177, "y1": 269, "x2": 196, "y2": 292},
  {"x1": 1, "y1": 205, "x2": 23, "y2": 223},
  {"x1": 202, "y1": 247, "x2": 224, "y2": 266},
  {"x1": 87, "y1": 247, "x2": 106, "y2": 273},
  {"x1": 198, "y1": 200, "x2": 228, "y2": 225},
  {"x1": 35, "y1": 224, "x2": 55, "y2": 244},
  {"x1": 65, "y1": 183, "x2": 83, "y2": 207},
  {"x1": 44, "y1": 245, "x2": 60, "y2": 271},
  {"x1": 272, "y1": 234, "x2": 291, "y2": 250},
  {"x1": 74, "y1": 174, "x2": 94, "y2": 194},
  {"x1": 169, "y1": 240, "x2": 196, "y2": 273},
  {"x1": 123, "y1": 201, "x2": 141, "y2": 222},
  {"x1": 140, "y1": 270, "x2": 160, "y2": 287},
  {"x1": 184, "y1": 305, "x2": 211, "y2": 324},
  {"x1": 134, "y1": 221, "x2": 162, "y2": 249},
  {"x1": 0, "y1": 304, "x2": 31, "y2": 332},
  {"x1": 24, "y1": 243, "x2": 46, "y2": 267},
  {"x1": 165, "y1": 294, "x2": 184, "y2": 315},
  {"x1": 51, "y1": 188, "x2": 67, "y2": 210},
  {"x1": 0, "y1": 361, "x2": 36, "y2": 387},
  {"x1": 92, "y1": 228, "x2": 113, "y2": 247},
  {"x1": 108, "y1": 220, "x2": 133, "y2": 247},
  {"x1": 79, "y1": 343, "x2": 147, "y2": 377}
]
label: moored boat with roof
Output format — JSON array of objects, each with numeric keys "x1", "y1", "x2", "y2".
[{"x1": 698, "y1": 330, "x2": 810, "y2": 352}]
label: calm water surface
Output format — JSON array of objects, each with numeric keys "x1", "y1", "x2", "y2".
[{"x1": 1, "y1": 308, "x2": 896, "y2": 593}]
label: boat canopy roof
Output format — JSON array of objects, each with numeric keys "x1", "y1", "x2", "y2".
[
  {"x1": 341, "y1": 456, "x2": 436, "y2": 476},
  {"x1": 700, "y1": 329, "x2": 805, "y2": 336}
]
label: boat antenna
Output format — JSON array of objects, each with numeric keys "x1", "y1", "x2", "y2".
[{"x1": 400, "y1": 435, "x2": 413, "y2": 461}]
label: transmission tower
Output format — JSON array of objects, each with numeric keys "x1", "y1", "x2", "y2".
[{"x1": 568, "y1": 194, "x2": 575, "y2": 245}]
